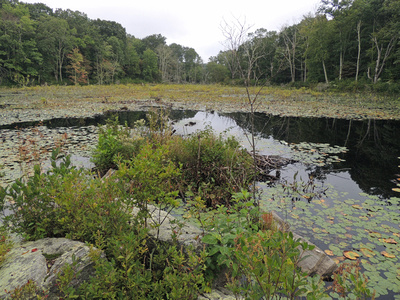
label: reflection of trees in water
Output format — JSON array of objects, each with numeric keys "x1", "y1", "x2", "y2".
[
  {"x1": 104, "y1": 109, "x2": 198, "y2": 128},
  {"x1": 225, "y1": 112, "x2": 400, "y2": 198}
]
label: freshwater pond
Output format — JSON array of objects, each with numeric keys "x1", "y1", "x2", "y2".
[{"x1": 1, "y1": 109, "x2": 399, "y2": 298}]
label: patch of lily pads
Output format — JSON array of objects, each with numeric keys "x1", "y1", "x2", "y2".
[
  {"x1": 262, "y1": 151, "x2": 400, "y2": 298},
  {"x1": 284, "y1": 141, "x2": 347, "y2": 166},
  {"x1": 0, "y1": 126, "x2": 97, "y2": 187}
]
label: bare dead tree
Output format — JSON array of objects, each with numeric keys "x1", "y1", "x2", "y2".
[
  {"x1": 220, "y1": 17, "x2": 269, "y2": 205},
  {"x1": 370, "y1": 35, "x2": 397, "y2": 84}
]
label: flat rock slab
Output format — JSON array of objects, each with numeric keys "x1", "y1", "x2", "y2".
[
  {"x1": 198, "y1": 288, "x2": 238, "y2": 300},
  {"x1": 0, "y1": 238, "x2": 101, "y2": 299},
  {"x1": 132, "y1": 205, "x2": 204, "y2": 252}
]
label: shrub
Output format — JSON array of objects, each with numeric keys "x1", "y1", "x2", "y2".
[
  {"x1": 116, "y1": 140, "x2": 182, "y2": 230},
  {"x1": 2, "y1": 145, "x2": 207, "y2": 298},
  {"x1": 91, "y1": 111, "x2": 255, "y2": 208},
  {"x1": 169, "y1": 127, "x2": 254, "y2": 207},
  {"x1": 78, "y1": 229, "x2": 206, "y2": 299},
  {"x1": 91, "y1": 117, "x2": 146, "y2": 172},
  {"x1": 197, "y1": 190, "x2": 321, "y2": 299},
  {"x1": 2, "y1": 148, "x2": 131, "y2": 242}
]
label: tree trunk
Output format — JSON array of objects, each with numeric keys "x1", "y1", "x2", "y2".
[
  {"x1": 355, "y1": 20, "x2": 361, "y2": 82},
  {"x1": 282, "y1": 29, "x2": 297, "y2": 83},
  {"x1": 372, "y1": 36, "x2": 396, "y2": 84},
  {"x1": 373, "y1": 38, "x2": 382, "y2": 84},
  {"x1": 322, "y1": 60, "x2": 329, "y2": 84}
]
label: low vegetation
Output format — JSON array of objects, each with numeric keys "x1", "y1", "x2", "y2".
[
  {"x1": 1, "y1": 84, "x2": 400, "y2": 124},
  {"x1": 0, "y1": 110, "x2": 377, "y2": 299},
  {"x1": 0, "y1": 227, "x2": 12, "y2": 267}
]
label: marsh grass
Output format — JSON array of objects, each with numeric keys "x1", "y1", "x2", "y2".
[{"x1": 1, "y1": 84, "x2": 399, "y2": 121}]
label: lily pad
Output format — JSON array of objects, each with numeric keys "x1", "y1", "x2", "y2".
[
  {"x1": 360, "y1": 248, "x2": 376, "y2": 258},
  {"x1": 344, "y1": 250, "x2": 361, "y2": 260},
  {"x1": 352, "y1": 204, "x2": 363, "y2": 209},
  {"x1": 379, "y1": 238, "x2": 398, "y2": 245},
  {"x1": 381, "y1": 251, "x2": 396, "y2": 258},
  {"x1": 333, "y1": 256, "x2": 345, "y2": 264}
]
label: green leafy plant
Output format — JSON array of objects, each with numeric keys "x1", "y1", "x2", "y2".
[
  {"x1": 6, "y1": 280, "x2": 47, "y2": 299},
  {"x1": 196, "y1": 190, "x2": 325, "y2": 299},
  {"x1": 199, "y1": 190, "x2": 259, "y2": 275},
  {"x1": 303, "y1": 275, "x2": 331, "y2": 300},
  {"x1": 169, "y1": 127, "x2": 254, "y2": 207},
  {"x1": 229, "y1": 230, "x2": 314, "y2": 299},
  {"x1": 79, "y1": 229, "x2": 206, "y2": 299},
  {"x1": 116, "y1": 140, "x2": 182, "y2": 233},
  {"x1": 331, "y1": 261, "x2": 376, "y2": 299},
  {"x1": 2, "y1": 148, "x2": 131, "y2": 243},
  {"x1": 55, "y1": 254, "x2": 81, "y2": 299},
  {"x1": 91, "y1": 116, "x2": 146, "y2": 172}
]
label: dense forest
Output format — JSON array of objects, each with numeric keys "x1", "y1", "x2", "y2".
[{"x1": 1, "y1": 0, "x2": 400, "y2": 91}]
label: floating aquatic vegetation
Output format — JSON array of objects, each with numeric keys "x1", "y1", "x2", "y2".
[
  {"x1": 262, "y1": 183, "x2": 400, "y2": 298},
  {"x1": 282, "y1": 141, "x2": 347, "y2": 166}
]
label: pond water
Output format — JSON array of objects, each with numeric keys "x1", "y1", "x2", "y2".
[{"x1": 1, "y1": 109, "x2": 399, "y2": 298}]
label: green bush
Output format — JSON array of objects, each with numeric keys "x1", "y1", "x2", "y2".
[
  {"x1": 372, "y1": 81, "x2": 400, "y2": 95},
  {"x1": 116, "y1": 140, "x2": 182, "y2": 229},
  {"x1": 169, "y1": 127, "x2": 254, "y2": 207},
  {"x1": 196, "y1": 190, "x2": 325, "y2": 299},
  {"x1": 79, "y1": 230, "x2": 206, "y2": 299},
  {"x1": 91, "y1": 117, "x2": 146, "y2": 172},
  {"x1": 91, "y1": 112, "x2": 255, "y2": 208},
  {"x1": 2, "y1": 145, "x2": 207, "y2": 298},
  {"x1": 229, "y1": 230, "x2": 313, "y2": 299},
  {"x1": 2, "y1": 149, "x2": 131, "y2": 242}
]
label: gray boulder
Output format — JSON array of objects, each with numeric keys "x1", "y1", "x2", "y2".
[{"x1": 0, "y1": 238, "x2": 102, "y2": 299}]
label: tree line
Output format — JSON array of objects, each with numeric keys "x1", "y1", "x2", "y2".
[
  {"x1": 1, "y1": 0, "x2": 400, "y2": 90},
  {"x1": 215, "y1": 0, "x2": 400, "y2": 92},
  {"x1": 0, "y1": 0, "x2": 203, "y2": 86}
]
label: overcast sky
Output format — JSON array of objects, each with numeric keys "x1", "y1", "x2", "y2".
[{"x1": 22, "y1": 0, "x2": 320, "y2": 62}]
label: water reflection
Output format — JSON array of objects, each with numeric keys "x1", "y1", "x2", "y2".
[{"x1": 173, "y1": 111, "x2": 400, "y2": 199}]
